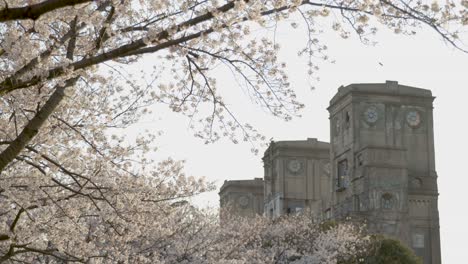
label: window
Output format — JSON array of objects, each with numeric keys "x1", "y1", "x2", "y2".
[
  {"x1": 287, "y1": 200, "x2": 305, "y2": 215},
  {"x1": 357, "y1": 153, "x2": 363, "y2": 167},
  {"x1": 353, "y1": 195, "x2": 360, "y2": 211},
  {"x1": 345, "y1": 111, "x2": 350, "y2": 128},
  {"x1": 337, "y1": 159, "x2": 348, "y2": 190},
  {"x1": 381, "y1": 193, "x2": 394, "y2": 209},
  {"x1": 325, "y1": 208, "x2": 331, "y2": 219},
  {"x1": 412, "y1": 233, "x2": 425, "y2": 248}
]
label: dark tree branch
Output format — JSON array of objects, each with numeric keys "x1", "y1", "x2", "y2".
[
  {"x1": 0, "y1": 15, "x2": 81, "y2": 173},
  {"x1": 95, "y1": 5, "x2": 115, "y2": 50},
  {"x1": 0, "y1": 0, "x2": 259, "y2": 94},
  {"x1": 0, "y1": 0, "x2": 92, "y2": 22},
  {"x1": 5, "y1": 22, "x2": 85, "y2": 82},
  {"x1": 0, "y1": 77, "x2": 78, "y2": 173},
  {"x1": 0, "y1": 0, "x2": 464, "y2": 95},
  {"x1": 381, "y1": 0, "x2": 467, "y2": 53},
  {"x1": 9, "y1": 208, "x2": 25, "y2": 232},
  {"x1": 15, "y1": 155, "x2": 47, "y2": 175},
  {"x1": 66, "y1": 16, "x2": 78, "y2": 60}
]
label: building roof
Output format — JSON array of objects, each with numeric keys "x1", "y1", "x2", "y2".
[
  {"x1": 329, "y1": 81, "x2": 434, "y2": 108},
  {"x1": 263, "y1": 138, "x2": 329, "y2": 156},
  {"x1": 219, "y1": 178, "x2": 264, "y2": 195}
]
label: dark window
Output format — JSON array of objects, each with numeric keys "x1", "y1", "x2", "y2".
[
  {"x1": 337, "y1": 159, "x2": 348, "y2": 189},
  {"x1": 286, "y1": 201, "x2": 305, "y2": 215},
  {"x1": 382, "y1": 193, "x2": 394, "y2": 209},
  {"x1": 357, "y1": 154, "x2": 363, "y2": 166},
  {"x1": 325, "y1": 208, "x2": 331, "y2": 219},
  {"x1": 345, "y1": 111, "x2": 350, "y2": 128}
]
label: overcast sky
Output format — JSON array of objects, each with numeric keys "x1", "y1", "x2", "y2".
[{"x1": 123, "y1": 15, "x2": 467, "y2": 263}]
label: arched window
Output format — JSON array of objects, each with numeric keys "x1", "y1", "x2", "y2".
[
  {"x1": 381, "y1": 193, "x2": 395, "y2": 209},
  {"x1": 336, "y1": 159, "x2": 348, "y2": 190},
  {"x1": 345, "y1": 111, "x2": 350, "y2": 128}
]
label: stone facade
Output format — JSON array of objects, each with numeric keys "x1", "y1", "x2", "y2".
[
  {"x1": 219, "y1": 81, "x2": 441, "y2": 264},
  {"x1": 219, "y1": 178, "x2": 264, "y2": 218},
  {"x1": 328, "y1": 81, "x2": 440, "y2": 264},
  {"x1": 262, "y1": 138, "x2": 330, "y2": 219}
]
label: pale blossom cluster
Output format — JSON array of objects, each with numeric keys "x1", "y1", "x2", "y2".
[
  {"x1": 118, "y1": 211, "x2": 371, "y2": 264},
  {"x1": 167, "y1": 212, "x2": 371, "y2": 264},
  {"x1": 0, "y1": 1, "x2": 465, "y2": 146}
]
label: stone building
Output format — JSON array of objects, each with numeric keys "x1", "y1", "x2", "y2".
[
  {"x1": 328, "y1": 81, "x2": 440, "y2": 263},
  {"x1": 219, "y1": 178, "x2": 264, "y2": 218},
  {"x1": 219, "y1": 81, "x2": 441, "y2": 264},
  {"x1": 262, "y1": 138, "x2": 330, "y2": 219}
]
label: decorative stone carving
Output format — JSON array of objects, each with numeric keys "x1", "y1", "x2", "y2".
[
  {"x1": 381, "y1": 193, "x2": 396, "y2": 210},
  {"x1": 238, "y1": 195, "x2": 250, "y2": 208},
  {"x1": 406, "y1": 109, "x2": 422, "y2": 128},
  {"x1": 410, "y1": 177, "x2": 423, "y2": 188},
  {"x1": 287, "y1": 159, "x2": 303, "y2": 174}
]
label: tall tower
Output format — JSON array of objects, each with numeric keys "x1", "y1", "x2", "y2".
[
  {"x1": 328, "y1": 81, "x2": 440, "y2": 264},
  {"x1": 263, "y1": 138, "x2": 330, "y2": 219}
]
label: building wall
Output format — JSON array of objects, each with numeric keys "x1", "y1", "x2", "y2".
[
  {"x1": 262, "y1": 138, "x2": 330, "y2": 219},
  {"x1": 220, "y1": 81, "x2": 441, "y2": 264},
  {"x1": 219, "y1": 178, "x2": 264, "y2": 219},
  {"x1": 328, "y1": 81, "x2": 440, "y2": 264}
]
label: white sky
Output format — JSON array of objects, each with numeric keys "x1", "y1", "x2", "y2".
[{"x1": 125, "y1": 15, "x2": 467, "y2": 263}]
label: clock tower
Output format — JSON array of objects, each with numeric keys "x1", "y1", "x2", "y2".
[
  {"x1": 328, "y1": 81, "x2": 441, "y2": 264},
  {"x1": 263, "y1": 138, "x2": 330, "y2": 219}
]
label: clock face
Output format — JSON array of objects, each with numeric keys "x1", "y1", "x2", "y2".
[
  {"x1": 238, "y1": 196, "x2": 249, "y2": 208},
  {"x1": 288, "y1": 159, "x2": 302, "y2": 173},
  {"x1": 363, "y1": 106, "x2": 379, "y2": 124},
  {"x1": 406, "y1": 110, "x2": 421, "y2": 127}
]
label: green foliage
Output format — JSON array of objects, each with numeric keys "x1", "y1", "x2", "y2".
[
  {"x1": 364, "y1": 235, "x2": 422, "y2": 264},
  {"x1": 318, "y1": 220, "x2": 338, "y2": 232},
  {"x1": 338, "y1": 234, "x2": 422, "y2": 264},
  {"x1": 262, "y1": 239, "x2": 273, "y2": 248}
]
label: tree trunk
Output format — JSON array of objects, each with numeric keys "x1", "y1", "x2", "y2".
[{"x1": 0, "y1": 77, "x2": 78, "y2": 173}]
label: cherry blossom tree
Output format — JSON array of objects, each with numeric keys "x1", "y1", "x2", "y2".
[{"x1": 0, "y1": 0, "x2": 466, "y2": 262}]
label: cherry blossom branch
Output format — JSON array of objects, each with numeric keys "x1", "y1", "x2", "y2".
[
  {"x1": 0, "y1": 0, "x2": 92, "y2": 21},
  {"x1": 95, "y1": 5, "x2": 115, "y2": 51},
  {"x1": 5, "y1": 21, "x2": 85, "y2": 80},
  {"x1": 381, "y1": 0, "x2": 467, "y2": 53},
  {"x1": 0, "y1": 77, "x2": 79, "y2": 173},
  {"x1": 0, "y1": 15, "x2": 80, "y2": 173},
  {"x1": 0, "y1": 0, "x2": 465, "y2": 96},
  {"x1": 0, "y1": 244, "x2": 85, "y2": 263}
]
